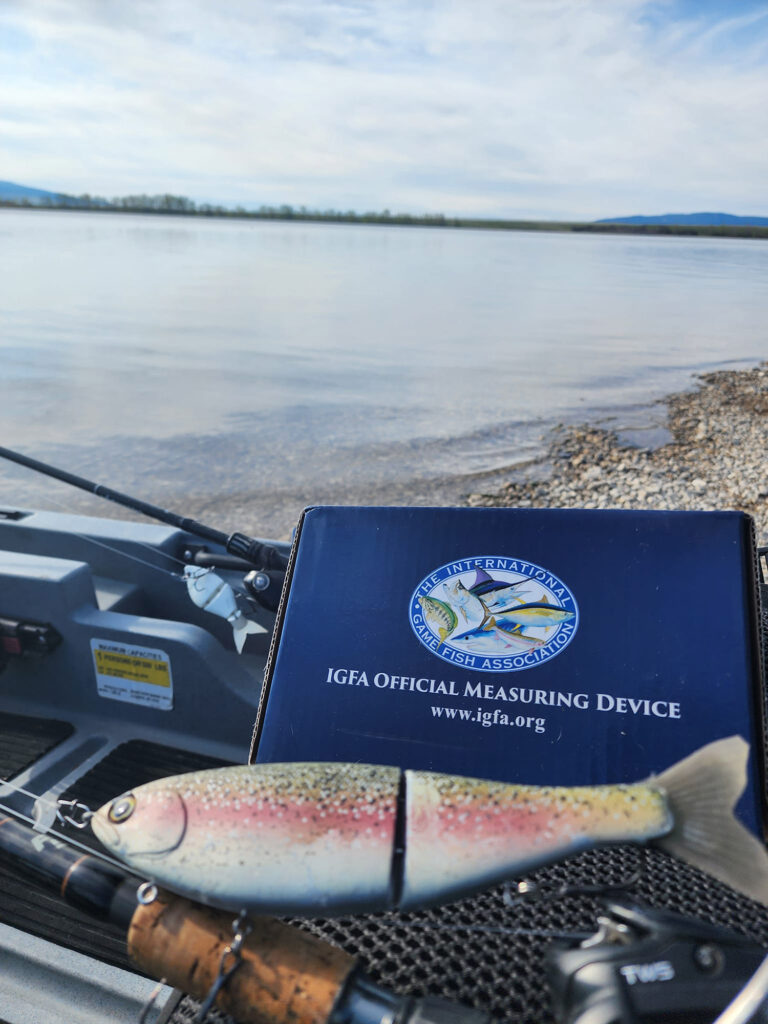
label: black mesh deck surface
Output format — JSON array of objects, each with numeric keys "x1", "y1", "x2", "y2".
[
  {"x1": 164, "y1": 844, "x2": 768, "y2": 1024},
  {"x1": 3, "y1": 732, "x2": 768, "y2": 1023},
  {"x1": 2, "y1": 706, "x2": 768, "y2": 1021},
  {"x1": 291, "y1": 846, "x2": 768, "y2": 1023}
]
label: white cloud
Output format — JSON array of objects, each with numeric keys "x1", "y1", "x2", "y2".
[{"x1": 1, "y1": 0, "x2": 767, "y2": 217}]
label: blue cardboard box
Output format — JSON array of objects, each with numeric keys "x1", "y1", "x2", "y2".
[{"x1": 250, "y1": 506, "x2": 765, "y2": 835}]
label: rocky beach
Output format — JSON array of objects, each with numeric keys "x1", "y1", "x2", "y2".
[
  {"x1": 5, "y1": 363, "x2": 768, "y2": 547},
  {"x1": 467, "y1": 362, "x2": 768, "y2": 545}
]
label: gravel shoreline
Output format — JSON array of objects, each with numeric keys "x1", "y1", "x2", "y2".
[{"x1": 467, "y1": 362, "x2": 768, "y2": 544}]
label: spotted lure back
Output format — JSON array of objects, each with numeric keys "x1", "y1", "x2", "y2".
[{"x1": 91, "y1": 737, "x2": 768, "y2": 914}]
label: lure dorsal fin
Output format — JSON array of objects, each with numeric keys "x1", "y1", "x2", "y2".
[{"x1": 652, "y1": 736, "x2": 768, "y2": 905}]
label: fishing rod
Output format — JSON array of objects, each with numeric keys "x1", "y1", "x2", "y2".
[
  {"x1": 0, "y1": 812, "x2": 491, "y2": 1024},
  {"x1": 0, "y1": 444, "x2": 289, "y2": 572}
]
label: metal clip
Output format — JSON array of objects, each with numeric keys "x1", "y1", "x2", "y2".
[
  {"x1": 193, "y1": 910, "x2": 252, "y2": 1022},
  {"x1": 137, "y1": 881, "x2": 159, "y2": 905},
  {"x1": 56, "y1": 798, "x2": 93, "y2": 830},
  {"x1": 502, "y1": 852, "x2": 646, "y2": 908},
  {"x1": 503, "y1": 872, "x2": 643, "y2": 908}
]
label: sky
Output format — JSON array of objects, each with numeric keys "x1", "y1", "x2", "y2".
[{"x1": 1, "y1": 0, "x2": 767, "y2": 220}]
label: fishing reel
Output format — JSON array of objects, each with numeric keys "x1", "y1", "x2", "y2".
[
  {"x1": 546, "y1": 897, "x2": 768, "y2": 1024},
  {"x1": 330, "y1": 971, "x2": 492, "y2": 1024},
  {"x1": 183, "y1": 544, "x2": 285, "y2": 612}
]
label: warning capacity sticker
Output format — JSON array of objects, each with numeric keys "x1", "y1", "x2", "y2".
[{"x1": 91, "y1": 639, "x2": 173, "y2": 711}]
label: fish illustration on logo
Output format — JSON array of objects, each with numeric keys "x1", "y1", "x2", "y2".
[{"x1": 409, "y1": 556, "x2": 578, "y2": 671}]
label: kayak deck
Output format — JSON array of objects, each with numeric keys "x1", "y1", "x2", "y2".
[{"x1": 2, "y1": 509, "x2": 768, "y2": 1023}]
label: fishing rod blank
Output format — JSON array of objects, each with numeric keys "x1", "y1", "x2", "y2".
[
  {"x1": 0, "y1": 815, "x2": 140, "y2": 926},
  {"x1": 0, "y1": 445, "x2": 288, "y2": 571}
]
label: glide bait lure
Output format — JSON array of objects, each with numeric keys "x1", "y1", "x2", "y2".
[{"x1": 91, "y1": 736, "x2": 768, "y2": 915}]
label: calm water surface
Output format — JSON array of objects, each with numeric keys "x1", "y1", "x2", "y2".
[{"x1": 1, "y1": 209, "x2": 765, "y2": 536}]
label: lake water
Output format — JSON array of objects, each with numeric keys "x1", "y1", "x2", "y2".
[{"x1": 1, "y1": 209, "x2": 766, "y2": 537}]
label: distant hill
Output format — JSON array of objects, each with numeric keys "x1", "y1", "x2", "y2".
[
  {"x1": 0, "y1": 179, "x2": 79, "y2": 204},
  {"x1": 597, "y1": 212, "x2": 768, "y2": 227},
  {"x1": 0, "y1": 179, "x2": 112, "y2": 207}
]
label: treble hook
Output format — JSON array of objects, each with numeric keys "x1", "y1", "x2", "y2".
[{"x1": 193, "y1": 909, "x2": 252, "y2": 1023}]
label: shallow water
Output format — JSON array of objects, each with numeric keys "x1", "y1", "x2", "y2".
[{"x1": 0, "y1": 209, "x2": 765, "y2": 536}]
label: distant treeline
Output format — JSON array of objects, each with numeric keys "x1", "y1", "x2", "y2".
[{"x1": 3, "y1": 192, "x2": 768, "y2": 239}]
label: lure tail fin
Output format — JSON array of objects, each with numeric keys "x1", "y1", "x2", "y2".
[
  {"x1": 652, "y1": 736, "x2": 768, "y2": 905},
  {"x1": 232, "y1": 616, "x2": 267, "y2": 654}
]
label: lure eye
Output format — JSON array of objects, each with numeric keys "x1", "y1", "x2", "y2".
[{"x1": 108, "y1": 793, "x2": 136, "y2": 823}]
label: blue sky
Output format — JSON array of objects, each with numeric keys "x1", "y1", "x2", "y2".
[{"x1": 1, "y1": 0, "x2": 767, "y2": 220}]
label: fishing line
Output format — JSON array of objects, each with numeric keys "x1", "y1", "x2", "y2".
[
  {"x1": 16, "y1": 488, "x2": 188, "y2": 580},
  {"x1": 0, "y1": 795, "x2": 143, "y2": 877},
  {"x1": 72, "y1": 529, "x2": 187, "y2": 580},
  {"x1": 0, "y1": 776, "x2": 63, "y2": 813},
  {"x1": 0, "y1": 776, "x2": 93, "y2": 831}
]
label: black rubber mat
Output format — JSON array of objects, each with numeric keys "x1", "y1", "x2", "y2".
[
  {"x1": 64, "y1": 738, "x2": 230, "y2": 808},
  {"x1": 56, "y1": 738, "x2": 233, "y2": 853},
  {"x1": 0, "y1": 711, "x2": 74, "y2": 778},
  {"x1": 0, "y1": 738, "x2": 231, "y2": 974}
]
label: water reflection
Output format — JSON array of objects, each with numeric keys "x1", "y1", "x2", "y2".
[{"x1": 0, "y1": 209, "x2": 764, "y2": 534}]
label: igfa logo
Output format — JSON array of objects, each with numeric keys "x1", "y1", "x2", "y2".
[{"x1": 409, "y1": 556, "x2": 578, "y2": 672}]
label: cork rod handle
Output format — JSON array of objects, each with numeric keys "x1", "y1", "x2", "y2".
[{"x1": 128, "y1": 892, "x2": 356, "y2": 1024}]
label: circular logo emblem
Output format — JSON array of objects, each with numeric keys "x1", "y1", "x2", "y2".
[{"x1": 409, "y1": 556, "x2": 578, "y2": 672}]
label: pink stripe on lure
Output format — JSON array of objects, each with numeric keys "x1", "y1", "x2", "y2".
[{"x1": 90, "y1": 738, "x2": 768, "y2": 914}]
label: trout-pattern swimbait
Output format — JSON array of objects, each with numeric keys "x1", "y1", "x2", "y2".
[{"x1": 90, "y1": 736, "x2": 768, "y2": 915}]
